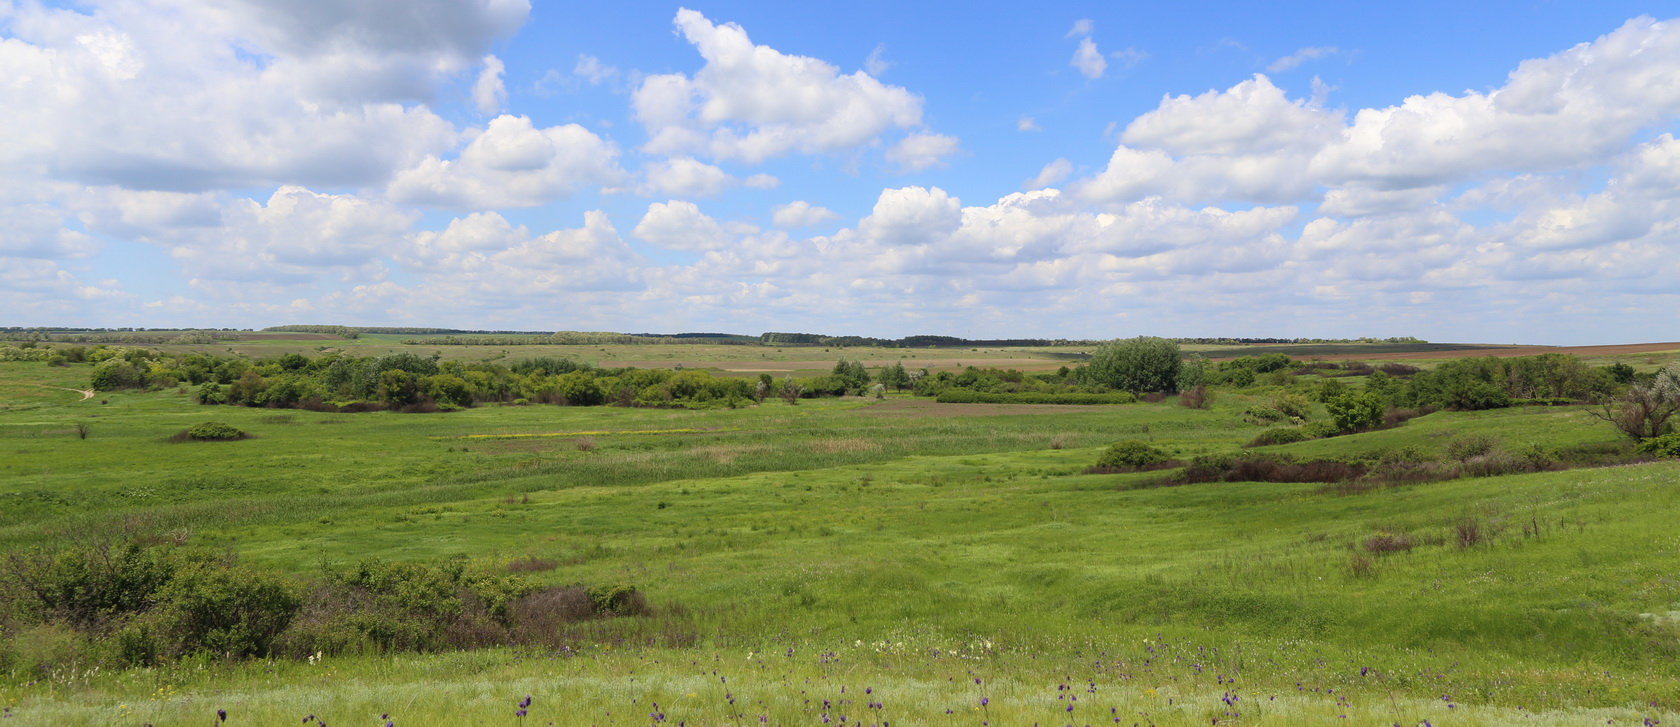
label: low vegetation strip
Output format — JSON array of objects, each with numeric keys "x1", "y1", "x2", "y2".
[
  {"x1": 440, "y1": 427, "x2": 737, "y2": 440},
  {"x1": 934, "y1": 390, "x2": 1138, "y2": 405}
]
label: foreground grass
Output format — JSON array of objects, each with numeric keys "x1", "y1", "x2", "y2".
[
  {"x1": 7, "y1": 643, "x2": 1676, "y2": 726},
  {"x1": 2, "y1": 359, "x2": 1678, "y2": 725}
]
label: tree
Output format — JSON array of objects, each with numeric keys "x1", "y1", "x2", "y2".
[
  {"x1": 1086, "y1": 337, "x2": 1182, "y2": 394},
  {"x1": 832, "y1": 358, "x2": 870, "y2": 392},
  {"x1": 1592, "y1": 366, "x2": 1680, "y2": 441},
  {"x1": 877, "y1": 361, "x2": 910, "y2": 392}
]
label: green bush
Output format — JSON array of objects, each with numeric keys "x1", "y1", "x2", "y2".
[
  {"x1": 1272, "y1": 392, "x2": 1312, "y2": 420},
  {"x1": 1446, "y1": 434, "x2": 1499, "y2": 461},
  {"x1": 585, "y1": 584, "x2": 649, "y2": 616},
  {"x1": 1243, "y1": 406, "x2": 1288, "y2": 425},
  {"x1": 132, "y1": 562, "x2": 300, "y2": 662},
  {"x1": 183, "y1": 422, "x2": 246, "y2": 441},
  {"x1": 1302, "y1": 420, "x2": 1341, "y2": 439},
  {"x1": 1636, "y1": 433, "x2": 1680, "y2": 458},
  {"x1": 1094, "y1": 440, "x2": 1170, "y2": 470},
  {"x1": 194, "y1": 382, "x2": 226, "y2": 405},
  {"x1": 1326, "y1": 392, "x2": 1385, "y2": 433},
  {"x1": 1087, "y1": 337, "x2": 1182, "y2": 394}
]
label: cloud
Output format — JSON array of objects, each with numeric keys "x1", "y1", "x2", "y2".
[
  {"x1": 1111, "y1": 48, "x2": 1148, "y2": 70},
  {"x1": 865, "y1": 43, "x2": 891, "y2": 76},
  {"x1": 642, "y1": 157, "x2": 733, "y2": 197},
  {"x1": 1018, "y1": 117, "x2": 1041, "y2": 132},
  {"x1": 472, "y1": 55, "x2": 507, "y2": 114},
  {"x1": 398, "y1": 210, "x2": 645, "y2": 305},
  {"x1": 575, "y1": 54, "x2": 620, "y2": 85},
  {"x1": 1268, "y1": 46, "x2": 1339, "y2": 72},
  {"x1": 1071, "y1": 38, "x2": 1106, "y2": 79},
  {"x1": 0, "y1": 0, "x2": 517, "y2": 192},
  {"x1": 1123, "y1": 75, "x2": 1342, "y2": 156},
  {"x1": 772, "y1": 201, "x2": 841, "y2": 229},
  {"x1": 389, "y1": 115, "x2": 623, "y2": 208},
  {"x1": 1024, "y1": 159, "x2": 1073, "y2": 190},
  {"x1": 886, "y1": 133, "x2": 961, "y2": 172},
  {"x1": 1310, "y1": 16, "x2": 1680, "y2": 189},
  {"x1": 633, "y1": 8, "x2": 925, "y2": 163},
  {"x1": 632, "y1": 200, "x2": 731, "y2": 251},
  {"x1": 86, "y1": 186, "x2": 419, "y2": 285},
  {"x1": 859, "y1": 186, "x2": 962, "y2": 245},
  {"x1": 1066, "y1": 19, "x2": 1094, "y2": 38}
]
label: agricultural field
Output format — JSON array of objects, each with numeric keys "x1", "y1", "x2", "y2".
[{"x1": 0, "y1": 341, "x2": 1678, "y2": 726}]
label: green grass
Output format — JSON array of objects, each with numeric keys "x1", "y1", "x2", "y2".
[{"x1": 1, "y1": 358, "x2": 1677, "y2": 725}]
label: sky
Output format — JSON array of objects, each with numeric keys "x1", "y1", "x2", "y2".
[{"x1": 1, "y1": 1, "x2": 1678, "y2": 344}]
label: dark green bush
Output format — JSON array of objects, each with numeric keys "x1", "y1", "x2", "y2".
[
  {"x1": 1325, "y1": 392, "x2": 1385, "y2": 433},
  {"x1": 129, "y1": 562, "x2": 300, "y2": 662},
  {"x1": 1637, "y1": 433, "x2": 1680, "y2": 458},
  {"x1": 1094, "y1": 440, "x2": 1170, "y2": 470},
  {"x1": 183, "y1": 422, "x2": 246, "y2": 441}
]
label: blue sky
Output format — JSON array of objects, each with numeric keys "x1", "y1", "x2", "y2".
[{"x1": 1, "y1": 1, "x2": 1677, "y2": 344}]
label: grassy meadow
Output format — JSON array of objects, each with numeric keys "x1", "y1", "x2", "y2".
[{"x1": 1, "y1": 342, "x2": 1678, "y2": 726}]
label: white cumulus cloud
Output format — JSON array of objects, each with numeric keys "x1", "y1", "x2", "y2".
[
  {"x1": 633, "y1": 8, "x2": 926, "y2": 163},
  {"x1": 389, "y1": 115, "x2": 624, "y2": 208}
]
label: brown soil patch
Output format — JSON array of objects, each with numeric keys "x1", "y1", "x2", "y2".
[
  {"x1": 604, "y1": 357, "x2": 1077, "y2": 373},
  {"x1": 1295, "y1": 342, "x2": 1680, "y2": 362},
  {"x1": 241, "y1": 333, "x2": 340, "y2": 341},
  {"x1": 852, "y1": 399, "x2": 1126, "y2": 418}
]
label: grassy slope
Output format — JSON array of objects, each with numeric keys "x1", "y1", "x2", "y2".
[{"x1": 0, "y1": 359, "x2": 1677, "y2": 725}]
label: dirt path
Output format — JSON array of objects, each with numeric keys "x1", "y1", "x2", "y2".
[{"x1": 38, "y1": 385, "x2": 95, "y2": 401}]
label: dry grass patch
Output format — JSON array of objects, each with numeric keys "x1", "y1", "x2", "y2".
[{"x1": 810, "y1": 438, "x2": 881, "y2": 454}]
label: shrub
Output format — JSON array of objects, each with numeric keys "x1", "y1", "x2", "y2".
[
  {"x1": 1591, "y1": 372, "x2": 1679, "y2": 441},
  {"x1": 1243, "y1": 405, "x2": 1288, "y2": 425},
  {"x1": 180, "y1": 422, "x2": 247, "y2": 441},
  {"x1": 935, "y1": 390, "x2": 1136, "y2": 405},
  {"x1": 1363, "y1": 532, "x2": 1414, "y2": 554},
  {"x1": 1459, "y1": 451, "x2": 1542, "y2": 478},
  {"x1": 1087, "y1": 336, "x2": 1182, "y2": 394},
  {"x1": 1445, "y1": 434, "x2": 1499, "y2": 461},
  {"x1": 130, "y1": 562, "x2": 301, "y2": 662},
  {"x1": 1176, "y1": 384, "x2": 1208, "y2": 409},
  {"x1": 586, "y1": 584, "x2": 649, "y2": 616},
  {"x1": 1383, "y1": 407, "x2": 1425, "y2": 428},
  {"x1": 1246, "y1": 427, "x2": 1308, "y2": 447},
  {"x1": 1271, "y1": 392, "x2": 1312, "y2": 420},
  {"x1": 1636, "y1": 433, "x2": 1680, "y2": 458},
  {"x1": 1302, "y1": 420, "x2": 1341, "y2": 439},
  {"x1": 1454, "y1": 518, "x2": 1485, "y2": 548},
  {"x1": 1094, "y1": 440, "x2": 1170, "y2": 470},
  {"x1": 1325, "y1": 392, "x2": 1385, "y2": 433},
  {"x1": 1172, "y1": 453, "x2": 1363, "y2": 485}
]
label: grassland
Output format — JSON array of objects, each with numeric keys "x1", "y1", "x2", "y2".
[{"x1": 0, "y1": 343, "x2": 1677, "y2": 726}]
